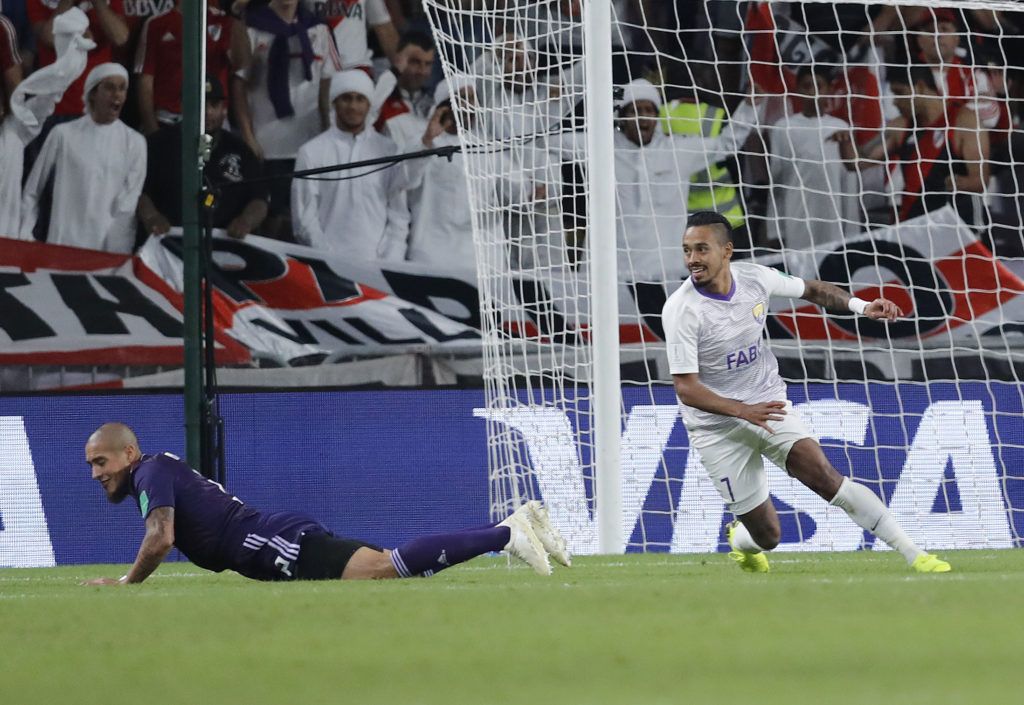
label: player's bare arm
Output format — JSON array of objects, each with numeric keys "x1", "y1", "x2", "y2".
[
  {"x1": 801, "y1": 279, "x2": 904, "y2": 321},
  {"x1": 673, "y1": 373, "x2": 786, "y2": 433},
  {"x1": 82, "y1": 507, "x2": 174, "y2": 586}
]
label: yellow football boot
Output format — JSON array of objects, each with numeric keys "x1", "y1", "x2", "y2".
[
  {"x1": 726, "y1": 521, "x2": 770, "y2": 573},
  {"x1": 911, "y1": 553, "x2": 952, "y2": 573}
]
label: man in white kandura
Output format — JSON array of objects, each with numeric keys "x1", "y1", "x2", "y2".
[
  {"x1": 662, "y1": 210, "x2": 951, "y2": 574},
  {"x1": 1, "y1": 8, "x2": 92, "y2": 238},
  {"x1": 20, "y1": 62, "x2": 146, "y2": 253},
  {"x1": 292, "y1": 69, "x2": 410, "y2": 260}
]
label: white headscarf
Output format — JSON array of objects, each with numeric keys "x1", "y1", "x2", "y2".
[
  {"x1": 82, "y1": 63, "x2": 128, "y2": 112},
  {"x1": 329, "y1": 69, "x2": 375, "y2": 103},
  {"x1": 617, "y1": 78, "x2": 662, "y2": 111}
]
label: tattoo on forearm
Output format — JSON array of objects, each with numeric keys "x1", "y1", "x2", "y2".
[
  {"x1": 127, "y1": 506, "x2": 174, "y2": 583},
  {"x1": 803, "y1": 280, "x2": 851, "y2": 312}
]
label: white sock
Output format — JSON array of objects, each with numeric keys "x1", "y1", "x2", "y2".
[
  {"x1": 829, "y1": 478, "x2": 924, "y2": 564},
  {"x1": 731, "y1": 521, "x2": 766, "y2": 553}
]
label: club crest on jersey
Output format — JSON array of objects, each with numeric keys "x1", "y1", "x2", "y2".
[{"x1": 752, "y1": 302, "x2": 766, "y2": 323}]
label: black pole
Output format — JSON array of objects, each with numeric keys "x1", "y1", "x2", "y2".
[{"x1": 199, "y1": 185, "x2": 226, "y2": 485}]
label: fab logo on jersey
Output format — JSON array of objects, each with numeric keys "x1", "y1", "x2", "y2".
[{"x1": 726, "y1": 342, "x2": 760, "y2": 369}]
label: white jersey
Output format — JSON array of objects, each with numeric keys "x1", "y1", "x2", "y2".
[
  {"x1": 303, "y1": 0, "x2": 390, "y2": 69},
  {"x1": 662, "y1": 262, "x2": 805, "y2": 431},
  {"x1": 765, "y1": 113, "x2": 859, "y2": 251},
  {"x1": 237, "y1": 23, "x2": 341, "y2": 160}
]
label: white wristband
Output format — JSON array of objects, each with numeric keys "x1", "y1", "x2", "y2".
[{"x1": 848, "y1": 297, "x2": 869, "y2": 316}]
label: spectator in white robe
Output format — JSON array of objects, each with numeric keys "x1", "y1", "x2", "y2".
[
  {"x1": 0, "y1": 7, "x2": 92, "y2": 238},
  {"x1": 558, "y1": 78, "x2": 760, "y2": 284},
  {"x1": 291, "y1": 69, "x2": 411, "y2": 260},
  {"x1": 470, "y1": 34, "x2": 579, "y2": 271},
  {"x1": 406, "y1": 75, "x2": 547, "y2": 271},
  {"x1": 764, "y1": 65, "x2": 859, "y2": 252},
  {"x1": 20, "y1": 63, "x2": 146, "y2": 253},
  {"x1": 471, "y1": 33, "x2": 583, "y2": 143},
  {"x1": 406, "y1": 77, "x2": 477, "y2": 266}
]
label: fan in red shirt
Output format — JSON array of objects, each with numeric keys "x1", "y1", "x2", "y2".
[
  {"x1": 836, "y1": 63, "x2": 990, "y2": 227},
  {"x1": 27, "y1": 0, "x2": 129, "y2": 117},
  {"x1": 913, "y1": 8, "x2": 1009, "y2": 140},
  {"x1": 117, "y1": 0, "x2": 172, "y2": 68},
  {"x1": 133, "y1": 0, "x2": 241, "y2": 135}
]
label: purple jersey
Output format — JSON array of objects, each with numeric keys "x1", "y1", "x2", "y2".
[{"x1": 129, "y1": 453, "x2": 328, "y2": 580}]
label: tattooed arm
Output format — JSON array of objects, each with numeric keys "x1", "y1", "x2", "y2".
[
  {"x1": 81, "y1": 507, "x2": 174, "y2": 586},
  {"x1": 801, "y1": 280, "x2": 904, "y2": 321}
]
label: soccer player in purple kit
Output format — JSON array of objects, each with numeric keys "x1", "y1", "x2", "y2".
[
  {"x1": 662, "y1": 211, "x2": 951, "y2": 574},
  {"x1": 82, "y1": 423, "x2": 570, "y2": 585}
]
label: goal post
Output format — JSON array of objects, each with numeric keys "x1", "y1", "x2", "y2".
[
  {"x1": 423, "y1": 0, "x2": 1024, "y2": 554},
  {"x1": 582, "y1": 0, "x2": 623, "y2": 554}
]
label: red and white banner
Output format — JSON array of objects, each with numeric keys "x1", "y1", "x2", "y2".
[
  {"x1": 0, "y1": 233, "x2": 480, "y2": 366},
  {"x1": 1, "y1": 208, "x2": 1019, "y2": 367},
  {"x1": 759, "y1": 207, "x2": 1024, "y2": 342},
  {"x1": 139, "y1": 232, "x2": 481, "y2": 365},
  {"x1": 0, "y1": 238, "x2": 250, "y2": 365}
]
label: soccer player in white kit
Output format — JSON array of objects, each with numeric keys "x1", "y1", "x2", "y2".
[{"x1": 662, "y1": 211, "x2": 951, "y2": 574}]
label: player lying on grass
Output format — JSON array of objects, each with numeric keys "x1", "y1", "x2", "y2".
[
  {"x1": 82, "y1": 423, "x2": 570, "y2": 585},
  {"x1": 662, "y1": 211, "x2": 951, "y2": 574}
]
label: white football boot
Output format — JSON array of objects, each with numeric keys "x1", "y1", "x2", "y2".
[
  {"x1": 517, "y1": 501, "x2": 572, "y2": 567},
  {"x1": 498, "y1": 511, "x2": 552, "y2": 576}
]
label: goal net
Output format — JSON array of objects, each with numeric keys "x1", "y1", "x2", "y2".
[{"x1": 422, "y1": 0, "x2": 1024, "y2": 554}]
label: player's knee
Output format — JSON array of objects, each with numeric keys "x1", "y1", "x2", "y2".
[
  {"x1": 806, "y1": 463, "x2": 843, "y2": 501},
  {"x1": 788, "y1": 441, "x2": 844, "y2": 500},
  {"x1": 341, "y1": 547, "x2": 400, "y2": 580},
  {"x1": 374, "y1": 549, "x2": 400, "y2": 579}
]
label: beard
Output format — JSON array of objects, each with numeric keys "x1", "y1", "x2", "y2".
[{"x1": 105, "y1": 478, "x2": 131, "y2": 504}]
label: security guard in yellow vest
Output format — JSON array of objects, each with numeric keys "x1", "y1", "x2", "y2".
[{"x1": 660, "y1": 100, "x2": 745, "y2": 228}]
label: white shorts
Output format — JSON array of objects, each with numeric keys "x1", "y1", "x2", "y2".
[{"x1": 687, "y1": 401, "x2": 815, "y2": 515}]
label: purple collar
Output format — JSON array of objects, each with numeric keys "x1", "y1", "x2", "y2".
[{"x1": 694, "y1": 277, "x2": 736, "y2": 301}]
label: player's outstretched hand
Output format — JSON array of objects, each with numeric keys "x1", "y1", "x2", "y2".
[
  {"x1": 740, "y1": 401, "x2": 787, "y2": 433},
  {"x1": 864, "y1": 298, "x2": 904, "y2": 321}
]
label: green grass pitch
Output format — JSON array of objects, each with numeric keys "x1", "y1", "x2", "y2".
[{"x1": 2, "y1": 551, "x2": 1021, "y2": 705}]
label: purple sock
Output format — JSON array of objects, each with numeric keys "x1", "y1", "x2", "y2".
[{"x1": 390, "y1": 526, "x2": 511, "y2": 578}]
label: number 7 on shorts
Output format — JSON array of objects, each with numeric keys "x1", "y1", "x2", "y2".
[{"x1": 720, "y1": 477, "x2": 735, "y2": 502}]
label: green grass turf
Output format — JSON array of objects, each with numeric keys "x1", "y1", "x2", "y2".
[{"x1": 1, "y1": 551, "x2": 1020, "y2": 705}]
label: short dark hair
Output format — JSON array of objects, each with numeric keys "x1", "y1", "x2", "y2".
[
  {"x1": 398, "y1": 29, "x2": 436, "y2": 54},
  {"x1": 889, "y1": 63, "x2": 938, "y2": 93},
  {"x1": 686, "y1": 210, "x2": 733, "y2": 243}
]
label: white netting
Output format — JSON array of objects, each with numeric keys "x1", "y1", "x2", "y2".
[{"x1": 423, "y1": 0, "x2": 1024, "y2": 554}]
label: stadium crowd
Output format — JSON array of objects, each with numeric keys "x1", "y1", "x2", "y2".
[{"x1": 1, "y1": 0, "x2": 1023, "y2": 266}]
